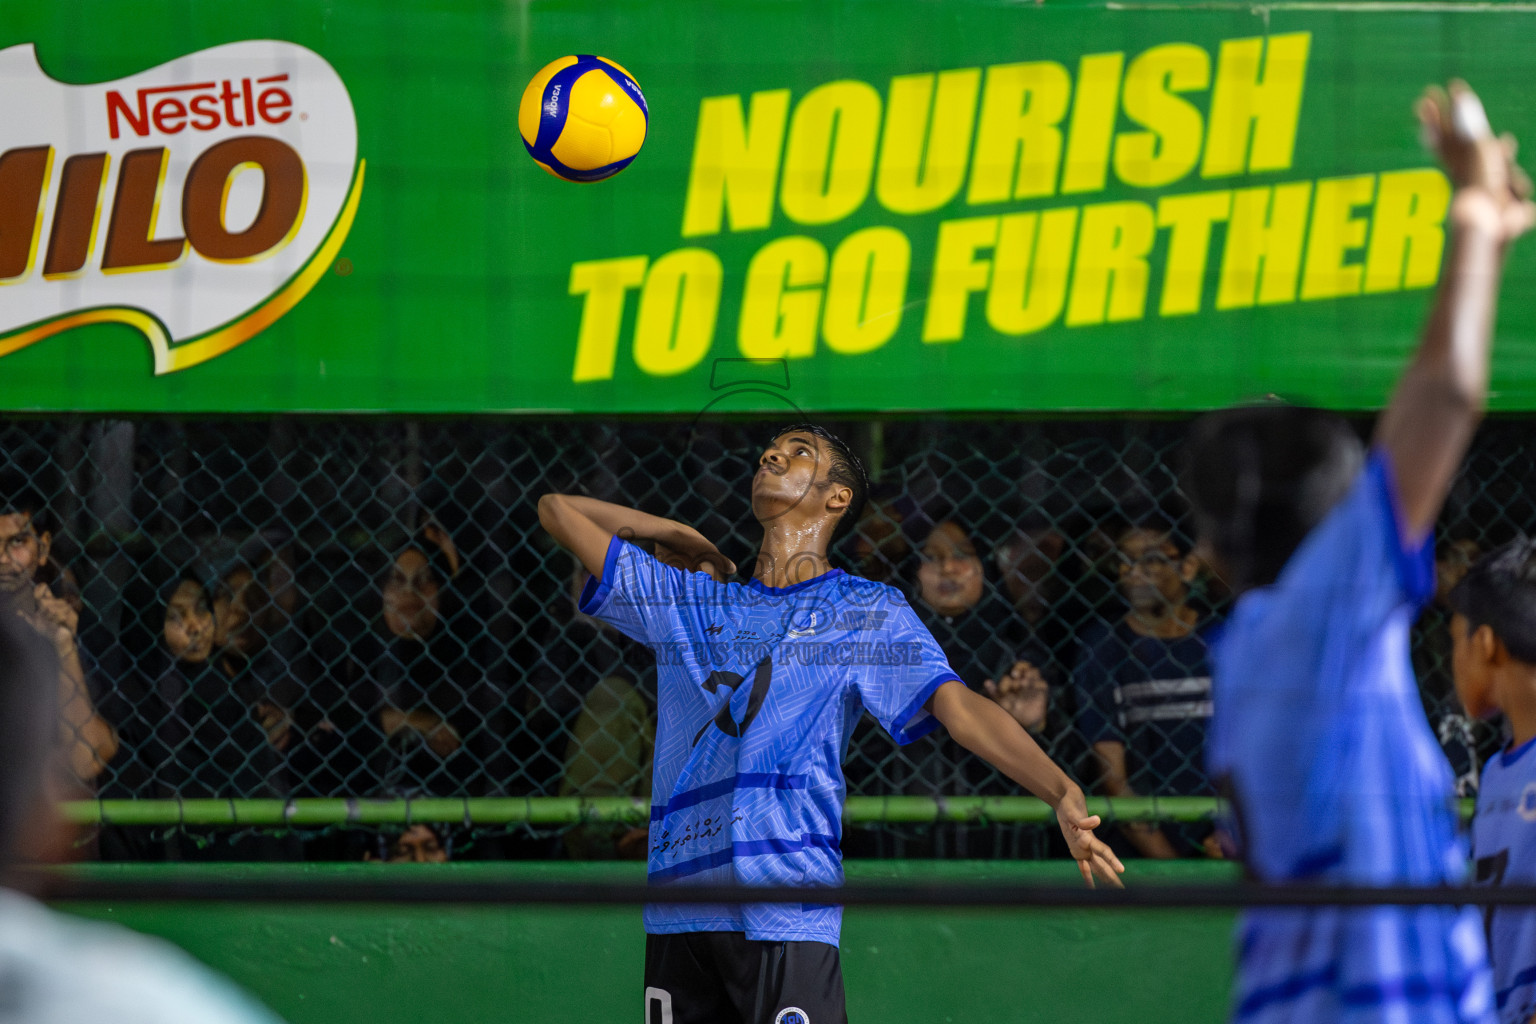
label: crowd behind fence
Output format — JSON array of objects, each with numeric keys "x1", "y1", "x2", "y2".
[{"x1": 0, "y1": 416, "x2": 1530, "y2": 862}]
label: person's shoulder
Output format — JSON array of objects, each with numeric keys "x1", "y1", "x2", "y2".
[
  {"x1": 835, "y1": 570, "x2": 897, "y2": 598},
  {"x1": 832, "y1": 573, "x2": 916, "y2": 620},
  {"x1": 0, "y1": 890, "x2": 281, "y2": 1024},
  {"x1": 1077, "y1": 619, "x2": 1120, "y2": 652}
]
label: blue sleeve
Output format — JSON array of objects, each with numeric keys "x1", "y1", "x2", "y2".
[
  {"x1": 1276, "y1": 447, "x2": 1434, "y2": 610},
  {"x1": 577, "y1": 536, "x2": 691, "y2": 646},
  {"x1": 1072, "y1": 629, "x2": 1122, "y2": 747},
  {"x1": 855, "y1": 594, "x2": 962, "y2": 745}
]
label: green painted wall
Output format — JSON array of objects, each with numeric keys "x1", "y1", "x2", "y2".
[{"x1": 55, "y1": 860, "x2": 1237, "y2": 1023}]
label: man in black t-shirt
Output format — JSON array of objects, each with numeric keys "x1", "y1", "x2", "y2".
[{"x1": 1072, "y1": 518, "x2": 1214, "y2": 858}]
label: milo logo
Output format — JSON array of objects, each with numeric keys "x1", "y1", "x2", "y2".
[{"x1": 0, "y1": 40, "x2": 363, "y2": 374}]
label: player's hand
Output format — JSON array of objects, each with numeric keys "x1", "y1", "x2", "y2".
[
  {"x1": 669, "y1": 528, "x2": 736, "y2": 582},
  {"x1": 983, "y1": 661, "x2": 1048, "y2": 732},
  {"x1": 1417, "y1": 80, "x2": 1536, "y2": 244},
  {"x1": 1054, "y1": 786, "x2": 1125, "y2": 889}
]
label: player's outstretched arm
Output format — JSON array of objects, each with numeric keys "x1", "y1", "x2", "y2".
[
  {"x1": 537, "y1": 493, "x2": 735, "y2": 581},
  {"x1": 928, "y1": 680, "x2": 1125, "y2": 887},
  {"x1": 1375, "y1": 81, "x2": 1536, "y2": 540}
]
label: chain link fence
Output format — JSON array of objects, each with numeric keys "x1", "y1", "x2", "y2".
[{"x1": 0, "y1": 416, "x2": 1528, "y2": 860}]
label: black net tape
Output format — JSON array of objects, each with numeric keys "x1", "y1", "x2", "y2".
[{"x1": 0, "y1": 416, "x2": 1524, "y2": 860}]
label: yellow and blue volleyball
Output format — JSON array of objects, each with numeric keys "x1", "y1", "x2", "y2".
[{"x1": 519, "y1": 55, "x2": 648, "y2": 182}]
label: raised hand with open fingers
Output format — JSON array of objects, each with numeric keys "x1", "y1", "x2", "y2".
[
  {"x1": 1417, "y1": 80, "x2": 1536, "y2": 244},
  {"x1": 1055, "y1": 786, "x2": 1126, "y2": 888}
]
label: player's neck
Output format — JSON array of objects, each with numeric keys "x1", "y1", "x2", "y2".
[
  {"x1": 753, "y1": 523, "x2": 835, "y2": 590},
  {"x1": 1123, "y1": 603, "x2": 1196, "y2": 639},
  {"x1": 1497, "y1": 666, "x2": 1536, "y2": 749}
]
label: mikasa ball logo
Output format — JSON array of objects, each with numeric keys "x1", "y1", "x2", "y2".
[{"x1": 0, "y1": 40, "x2": 363, "y2": 374}]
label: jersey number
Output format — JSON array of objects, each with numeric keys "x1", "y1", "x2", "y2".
[
  {"x1": 1475, "y1": 848, "x2": 1509, "y2": 944},
  {"x1": 693, "y1": 658, "x2": 773, "y2": 746}
]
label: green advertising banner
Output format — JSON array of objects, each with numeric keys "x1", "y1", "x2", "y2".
[{"x1": 2, "y1": 0, "x2": 1535, "y2": 413}]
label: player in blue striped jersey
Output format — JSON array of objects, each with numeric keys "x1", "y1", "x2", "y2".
[
  {"x1": 1453, "y1": 538, "x2": 1536, "y2": 1024},
  {"x1": 540, "y1": 424, "x2": 1123, "y2": 1024},
  {"x1": 1185, "y1": 81, "x2": 1535, "y2": 1024}
]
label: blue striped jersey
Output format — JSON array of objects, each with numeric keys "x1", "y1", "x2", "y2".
[
  {"x1": 1473, "y1": 734, "x2": 1536, "y2": 1024},
  {"x1": 579, "y1": 537, "x2": 960, "y2": 945},
  {"x1": 1207, "y1": 450, "x2": 1495, "y2": 1023}
]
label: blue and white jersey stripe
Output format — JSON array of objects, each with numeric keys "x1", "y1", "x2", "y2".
[
  {"x1": 1473, "y1": 733, "x2": 1536, "y2": 1024},
  {"x1": 580, "y1": 536, "x2": 959, "y2": 945},
  {"x1": 1209, "y1": 451, "x2": 1494, "y2": 1023}
]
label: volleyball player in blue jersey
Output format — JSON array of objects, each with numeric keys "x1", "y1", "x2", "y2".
[
  {"x1": 1453, "y1": 538, "x2": 1536, "y2": 1024},
  {"x1": 540, "y1": 425, "x2": 1123, "y2": 1024},
  {"x1": 1185, "y1": 82, "x2": 1535, "y2": 1024}
]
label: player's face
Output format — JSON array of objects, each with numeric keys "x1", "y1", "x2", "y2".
[
  {"x1": 164, "y1": 579, "x2": 215, "y2": 663},
  {"x1": 1118, "y1": 530, "x2": 1190, "y2": 613},
  {"x1": 1450, "y1": 612, "x2": 1497, "y2": 719},
  {"x1": 0, "y1": 512, "x2": 47, "y2": 594},
  {"x1": 753, "y1": 432, "x2": 835, "y2": 525},
  {"x1": 917, "y1": 521, "x2": 985, "y2": 617},
  {"x1": 384, "y1": 548, "x2": 441, "y2": 640}
]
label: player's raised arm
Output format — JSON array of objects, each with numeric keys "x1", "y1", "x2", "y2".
[
  {"x1": 537, "y1": 493, "x2": 735, "y2": 581},
  {"x1": 926, "y1": 680, "x2": 1126, "y2": 888},
  {"x1": 1375, "y1": 81, "x2": 1536, "y2": 540}
]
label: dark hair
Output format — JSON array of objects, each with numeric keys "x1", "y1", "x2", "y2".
[
  {"x1": 1449, "y1": 536, "x2": 1536, "y2": 665},
  {"x1": 387, "y1": 531, "x2": 457, "y2": 589},
  {"x1": 372, "y1": 822, "x2": 453, "y2": 861},
  {"x1": 769, "y1": 424, "x2": 869, "y2": 541},
  {"x1": 0, "y1": 482, "x2": 53, "y2": 536},
  {"x1": 0, "y1": 613, "x2": 61, "y2": 865},
  {"x1": 1116, "y1": 512, "x2": 1191, "y2": 557},
  {"x1": 1183, "y1": 405, "x2": 1363, "y2": 590}
]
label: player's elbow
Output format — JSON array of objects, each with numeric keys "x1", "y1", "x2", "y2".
[{"x1": 537, "y1": 493, "x2": 569, "y2": 536}]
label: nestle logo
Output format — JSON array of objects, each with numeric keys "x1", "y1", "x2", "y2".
[
  {"x1": 544, "y1": 83, "x2": 561, "y2": 118},
  {"x1": 106, "y1": 75, "x2": 293, "y2": 140}
]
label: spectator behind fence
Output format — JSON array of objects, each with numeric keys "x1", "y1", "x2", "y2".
[
  {"x1": 365, "y1": 823, "x2": 451, "y2": 863},
  {"x1": 345, "y1": 524, "x2": 509, "y2": 796},
  {"x1": 933, "y1": 519, "x2": 1079, "y2": 853},
  {"x1": 916, "y1": 521, "x2": 1059, "y2": 727},
  {"x1": 1073, "y1": 517, "x2": 1216, "y2": 859},
  {"x1": 890, "y1": 518, "x2": 1068, "y2": 819},
  {"x1": 213, "y1": 541, "x2": 318, "y2": 762},
  {"x1": 0, "y1": 487, "x2": 117, "y2": 784},
  {"x1": 142, "y1": 573, "x2": 289, "y2": 800},
  {"x1": 1414, "y1": 535, "x2": 1498, "y2": 794},
  {"x1": 913, "y1": 521, "x2": 1017, "y2": 689}
]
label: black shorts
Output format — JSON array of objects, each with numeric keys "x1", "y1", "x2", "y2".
[{"x1": 644, "y1": 931, "x2": 846, "y2": 1024}]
